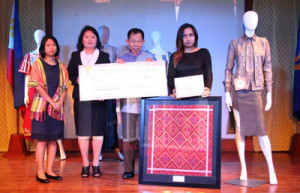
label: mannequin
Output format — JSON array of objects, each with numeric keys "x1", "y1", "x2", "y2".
[
  {"x1": 97, "y1": 26, "x2": 124, "y2": 161},
  {"x1": 148, "y1": 30, "x2": 171, "y2": 74},
  {"x1": 97, "y1": 25, "x2": 121, "y2": 63},
  {"x1": 21, "y1": 30, "x2": 44, "y2": 106},
  {"x1": 19, "y1": 29, "x2": 66, "y2": 160},
  {"x1": 224, "y1": 11, "x2": 277, "y2": 185}
]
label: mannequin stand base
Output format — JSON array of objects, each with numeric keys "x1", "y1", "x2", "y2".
[{"x1": 225, "y1": 178, "x2": 267, "y2": 188}]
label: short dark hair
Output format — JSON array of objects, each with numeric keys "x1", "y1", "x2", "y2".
[
  {"x1": 127, "y1": 28, "x2": 144, "y2": 40},
  {"x1": 39, "y1": 36, "x2": 60, "y2": 58},
  {"x1": 77, "y1": 25, "x2": 101, "y2": 51}
]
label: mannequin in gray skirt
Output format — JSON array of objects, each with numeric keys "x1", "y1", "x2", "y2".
[{"x1": 224, "y1": 11, "x2": 277, "y2": 185}]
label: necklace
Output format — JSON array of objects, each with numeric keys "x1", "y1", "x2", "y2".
[{"x1": 45, "y1": 57, "x2": 56, "y2": 65}]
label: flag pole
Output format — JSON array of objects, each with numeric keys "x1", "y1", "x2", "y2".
[{"x1": 17, "y1": 109, "x2": 19, "y2": 134}]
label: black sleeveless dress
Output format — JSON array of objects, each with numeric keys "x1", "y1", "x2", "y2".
[{"x1": 31, "y1": 59, "x2": 64, "y2": 141}]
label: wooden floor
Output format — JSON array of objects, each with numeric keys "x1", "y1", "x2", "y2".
[{"x1": 0, "y1": 152, "x2": 299, "y2": 193}]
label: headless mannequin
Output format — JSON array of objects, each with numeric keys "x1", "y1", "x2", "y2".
[
  {"x1": 97, "y1": 26, "x2": 124, "y2": 161},
  {"x1": 225, "y1": 11, "x2": 277, "y2": 185},
  {"x1": 25, "y1": 30, "x2": 66, "y2": 160},
  {"x1": 149, "y1": 31, "x2": 164, "y2": 61},
  {"x1": 148, "y1": 30, "x2": 170, "y2": 73}
]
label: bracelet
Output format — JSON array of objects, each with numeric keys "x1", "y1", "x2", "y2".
[{"x1": 205, "y1": 87, "x2": 210, "y2": 92}]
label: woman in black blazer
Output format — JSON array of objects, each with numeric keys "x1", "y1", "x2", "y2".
[{"x1": 68, "y1": 25, "x2": 110, "y2": 178}]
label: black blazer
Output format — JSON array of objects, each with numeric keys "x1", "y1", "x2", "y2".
[{"x1": 67, "y1": 50, "x2": 110, "y2": 100}]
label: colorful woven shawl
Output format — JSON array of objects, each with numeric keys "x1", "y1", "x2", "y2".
[{"x1": 28, "y1": 58, "x2": 70, "y2": 121}]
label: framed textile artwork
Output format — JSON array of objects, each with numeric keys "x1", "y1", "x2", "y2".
[{"x1": 139, "y1": 97, "x2": 221, "y2": 188}]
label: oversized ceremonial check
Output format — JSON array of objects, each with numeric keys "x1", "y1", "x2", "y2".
[{"x1": 79, "y1": 61, "x2": 168, "y2": 101}]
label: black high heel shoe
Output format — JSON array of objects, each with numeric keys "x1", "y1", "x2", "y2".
[
  {"x1": 36, "y1": 175, "x2": 49, "y2": 183},
  {"x1": 92, "y1": 166, "x2": 101, "y2": 177},
  {"x1": 45, "y1": 172, "x2": 63, "y2": 180},
  {"x1": 81, "y1": 166, "x2": 90, "y2": 178}
]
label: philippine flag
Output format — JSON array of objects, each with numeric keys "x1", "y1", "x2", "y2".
[{"x1": 7, "y1": 0, "x2": 25, "y2": 109}]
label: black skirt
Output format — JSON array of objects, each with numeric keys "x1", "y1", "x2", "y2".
[
  {"x1": 31, "y1": 112, "x2": 64, "y2": 141},
  {"x1": 74, "y1": 99, "x2": 107, "y2": 136}
]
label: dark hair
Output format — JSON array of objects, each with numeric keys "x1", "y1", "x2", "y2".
[
  {"x1": 174, "y1": 23, "x2": 198, "y2": 67},
  {"x1": 127, "y1": 28, "x2": 144, "y2": 40},
  {"x1": 39, "y1": 35, "x2": 60, "y2": 58},
  {"x1": 76, "y1": 25, "x2": 101, "y2": 51}
]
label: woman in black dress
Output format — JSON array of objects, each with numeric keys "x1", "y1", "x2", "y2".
[
  {"x1": 68, "y1": 26, "x2": 110, "y2": 178},
  {"x1": 168, "y1": 23, "x2": 213, "y2": 97},
  {"x1": 29, "y1": 36, "x2": 70, "y2": 183}
]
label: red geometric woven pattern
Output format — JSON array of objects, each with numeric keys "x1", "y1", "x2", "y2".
[{"x1": 147, "y1": 105, "x2": 213, "y2": 176}]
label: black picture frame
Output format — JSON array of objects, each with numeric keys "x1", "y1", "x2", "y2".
[{"x1": 139, "y1": 96, "x2": 222, "y2": 189}]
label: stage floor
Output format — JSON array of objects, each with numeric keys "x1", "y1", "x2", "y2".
[{"x1": 0, "y1": 152, "x2": 299, "y2": 193}]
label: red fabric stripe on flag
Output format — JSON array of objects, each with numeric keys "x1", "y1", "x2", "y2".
[{"x1": 7, "y1": 49, "x2": 14, "y2": 87}]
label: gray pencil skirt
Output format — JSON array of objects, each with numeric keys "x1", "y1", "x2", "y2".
[{"x1": 232, "y1": 90, "x2": 267, "y2": 136}]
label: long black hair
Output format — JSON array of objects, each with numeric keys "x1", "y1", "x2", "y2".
[
  {"x1": 76, "y1": 25, "x2": 101, "y2": 51},
  {"x1": 39, "y1": 35, "x2": 60, "y2": 58},
  {"x1": 174, "y1": 23, "x2": 198, "y2": 67}
]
